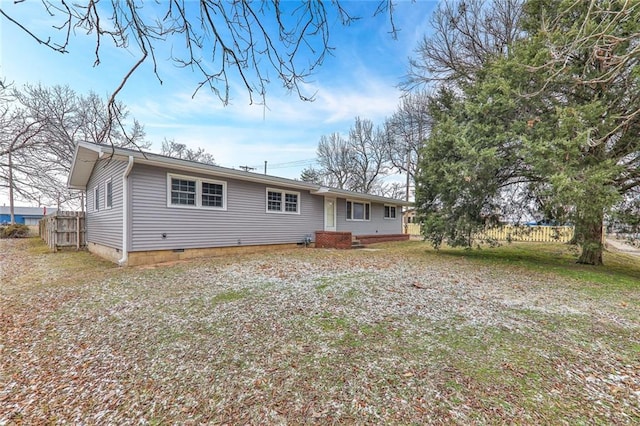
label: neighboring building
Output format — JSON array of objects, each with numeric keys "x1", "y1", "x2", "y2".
[
  {"x1": 68, "y1": 142, "x2": 410, "y2": 266},
  {"x1": 0, "y1": 206, "x2": 57, "y2": 226},
  {"x1": 403, "y1": 208, "x2": 417, "y2": 225}
]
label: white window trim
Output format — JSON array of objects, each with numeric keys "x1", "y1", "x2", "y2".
[
  {"x1": 93, "y1": 185, "x2": 100, "y2": 212},
  {"x1": 167, "y1": 173, "x2": 227, "y2": 211},
  {"x1": 105, "y1": 178, "x2": 113, "y2": 210},
  {"x1": 384, "y1": 204, "x2": 397, "y2": 220},
  {"x1": 346, "y1": 199, "x2": 370, "y2": 221},
  {"x1": 266, "y1": 187, "x2": 300, "y2": 215}
]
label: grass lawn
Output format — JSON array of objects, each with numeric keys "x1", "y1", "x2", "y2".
[{"x1": 1, "y1": 238, "x2": 639, "y2": 424}]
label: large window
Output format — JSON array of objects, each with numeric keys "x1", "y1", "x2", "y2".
[
  {"x1": 105, "y1": 179, "x2": 113, "y2": 209},
  {"x1": 267, "y1": 188, "x2": 299, "y2": 214},
  {"x1": 167, "y1": 174, "x2": 226, "y2": 210},
  {"x1": 346, "y1": 200, "x2": 370, "y2": 221},
  {"x1": 384, "y1": 205, "x2": 397, "y2": 219}
]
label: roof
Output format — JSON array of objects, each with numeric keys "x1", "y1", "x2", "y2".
[
  {"x1": 68, "y1": 142, "x2": 411, "y2": 206},
  {"x1": 0, "y1": 206, "x2": 57, "y2": 216}
]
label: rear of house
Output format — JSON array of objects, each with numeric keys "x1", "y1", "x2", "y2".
[{"x1": 68, "y1": 142, "x2": 409, "y2": 266}]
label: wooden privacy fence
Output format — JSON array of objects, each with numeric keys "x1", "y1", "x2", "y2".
[
  {"x1": 40, "y1": 211, "x2": 86, "y2": 251},
  {"x1": 405, "y1": 224, "x2": 575, "y2": 243},
  {"x1": 404, "y1": 223, "x2": 422, "y2": 236}
]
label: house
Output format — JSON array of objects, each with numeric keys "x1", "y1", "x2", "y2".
[
  {"x1": 0, "y1": 206, "x2": 57, "y2": 226},
  {"x1": 403, "y1": 208, "x2": 417, "y2": 225},
  {"x1": 67, "y1": 142, "x2": 410, "y2": 266}
]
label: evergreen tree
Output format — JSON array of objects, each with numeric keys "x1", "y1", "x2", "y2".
[{"x1": 415, "y1": 0, "x2": 640, "y2": 265}]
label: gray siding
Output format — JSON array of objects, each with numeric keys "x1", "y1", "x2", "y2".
[
  {"x1": 130, "y1": 164, "x2": 324, "y2": 251},
  {"x1": 86, "y1": 158, "x2": 127, "y2": 249},
  {"x1": 336, "y1": 198, "x2": 402, "y2": 235}
]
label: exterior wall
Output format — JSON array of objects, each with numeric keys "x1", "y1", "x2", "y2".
[
  {"x1": 86, "y1": 158, "x2": 127, "y2": 250},
  {"x1": 335, "y1": 198, "x2": 402, "y2": 235},
  {"x1": 87, "y1": 241, "x2": 122, "y2": 264},
  {"x1": 23, "y1": 217, "x2": 41, "y2": 226},
  {"x1": 129, "y1": 164, "x2": 325, "y2": 252},
  {"x1": 1, "y1": 214, "x2": 24, "y2": 224},
  {"x1": 126, "y1": 243, "x2": 304, "y2": 267},
  {"x1": 0, "y1": 215, "x2": 44, "y2": 225},
  {"x1": 0, "y1": 207, "x2": 54, "y2": 225}
]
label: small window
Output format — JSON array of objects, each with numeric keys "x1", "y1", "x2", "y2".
[
  {"x1": 346, "y1": 200, "x2": 370, "y2": 221},
  {"x1": 202, "y1": 182, "x2": 223, "y2": 207},
  {"x1": 285, "y1": 193, "x2": 298, "y2": 212},
  {"x1": 384, "y1": 205, "x2": 397, "y2": 219},
  {"x1": 105, "y1": 179, "x2": 113, "y2": 209},
  {"x1": 267, "y1": 188, "x2": 299, "y2": 214},
  {"x1": 171, "y1": 178, "x2": 196, "y2": 206},
  {"x1": 94, "y1": 185, "x2": 100, "y2": 211},
  {"x1": 167, "y1": 174, "x2": 226, "y2": 210},
  {"x1": 267, "y1": 191, "x2": 282, "y2": 212}
]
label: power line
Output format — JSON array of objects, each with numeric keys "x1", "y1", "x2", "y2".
[{"x1": 249, "y1": 158, "x2": 318, "y2": 170}]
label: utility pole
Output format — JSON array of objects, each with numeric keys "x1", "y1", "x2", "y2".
[
  {"x1": 405, "y1": 149, "x2": 411, "y2": 202},
  {"x1": 264, "y1": 161, "x2": 267, "y2": 175},
  {"x1": 239, "y1": 165, "x2": 256, "y2": 172}
]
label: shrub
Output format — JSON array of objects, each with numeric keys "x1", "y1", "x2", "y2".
[{"x1": 1, "y1": 224, "x2": 31, "y2": 238}]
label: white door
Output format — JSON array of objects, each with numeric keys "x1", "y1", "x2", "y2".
[{"x1": 324, "y1": 198, "x2": 336, "y2": 231}]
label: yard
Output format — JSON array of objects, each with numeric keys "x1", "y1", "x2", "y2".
[{"x1": 1, "y1": 238, "x2": 639, "y2": 424}]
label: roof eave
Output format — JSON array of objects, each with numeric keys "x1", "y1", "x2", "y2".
[
  {"x1": 68, "y1": 142, "x2": 412, "y2": 205},
  {"x1": 67, "y1": 142, "x2": 103, "y2": 189}
]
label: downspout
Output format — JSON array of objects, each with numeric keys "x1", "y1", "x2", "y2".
[{"x1": 118, "y1": 156, "x2": 135, "y2": 266}]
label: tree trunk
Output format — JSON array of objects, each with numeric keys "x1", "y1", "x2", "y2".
[
  {"x1": 576, "y1": 216, "x2": 604, "y2": 266},
  {"x1": 8, "y1": 150, "x2": 15, "y2": 225}
]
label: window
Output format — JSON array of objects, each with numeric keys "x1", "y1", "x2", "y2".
[
  {"x1": 285, "y1": 193, "x2": 298, "y2": 212},
  {"x1": 94, "y1": 185, "x2": 100, "y2": 211},
  {"x1": 346, "y1": 200, "x2": 370, "y2": 221},
  {"x1": 105, "y1": 179, "x2": 113, "y2": 209},
  {"x1": 384, "y1": 205, "x2": 397, "y2": 219},
  {"x1": 167, "y1": 174, "x2": 226, "y2": 210},
  {"x1": 267, "y1": 191, "x2": 282, "y2": 211},
  {"x1": 202, "y1": 182, "x2": 224, "y2": 207},
  {"x1": 267, "y1": 188, "x2": 299, "y2": 214},
  {"x1": 171, "y1": 178, "x2": 196, "y2": 206}
]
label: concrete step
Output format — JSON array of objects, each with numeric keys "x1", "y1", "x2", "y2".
[{"x1": 351, "y1": 240, "x2": 365, "y2": 249}]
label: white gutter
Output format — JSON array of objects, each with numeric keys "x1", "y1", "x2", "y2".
[{"x1": 118, "y1": 156, "x2": 135, "y2": 266}]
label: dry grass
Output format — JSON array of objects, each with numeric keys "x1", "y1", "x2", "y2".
[{"x1": 1, "y1": 238, "x2": 639, "y2": 424}]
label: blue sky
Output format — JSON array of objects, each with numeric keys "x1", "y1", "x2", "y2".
[{"x1": 1, "y1": 1, "x2": 436, "y2": 193}]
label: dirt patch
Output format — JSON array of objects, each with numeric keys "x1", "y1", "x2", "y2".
[{"x1": 607, "y1": 238, "x2": 640, "y2": 257}]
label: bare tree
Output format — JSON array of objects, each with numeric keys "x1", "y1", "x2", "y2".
[
  {"x1": 316, "y1": 117, "x2": 390, "y2": 194},
  {"x1": 0, "y1": 88, "x2": 49, "y2": 223},
  {"x1": 404, "y1": 0, "x2": 524, "y2": 89},
  {"x1": 384, "y1": 90, "x2": 432, "y2": 199},
  {"x1": 379, "y1": 181, "x2": 406, "y2": 201},
  {"x1": 160, "y1": 139, "x2": 216, "y2": 165},
  {"x1": 317, "y1": 133, "x2": 353, "y2": 190},
  {"x1": 0, "y1": 84, "x2": 147, "y2": 211},
  {"x1": 1, "y1": 1, "x2": 398, "y2": 143},
  {"x1": 348, "y1": 117, "x2": 389, "y2": 194}
]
